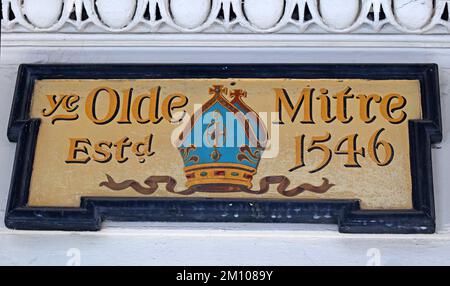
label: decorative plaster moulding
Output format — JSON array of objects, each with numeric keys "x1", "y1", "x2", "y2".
[{"x1": 2, "y1": 0, "x2": 450, "y2": 34}]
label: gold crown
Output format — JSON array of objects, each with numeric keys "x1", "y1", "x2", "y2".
[{"x1": 184, "y1": 163, "x2": 256, "y2": 191}]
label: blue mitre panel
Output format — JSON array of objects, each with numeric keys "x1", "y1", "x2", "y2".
[
  {"x1": 177, "y1": 85, "x2": 267, "y2": 189},
  {"x1": 179, "y1": 102, "x2": 262, "y2": 169}
]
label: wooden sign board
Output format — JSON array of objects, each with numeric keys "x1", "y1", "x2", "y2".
[{"x1": 6, "y1": 64, "x2": 442, "y2": 233}]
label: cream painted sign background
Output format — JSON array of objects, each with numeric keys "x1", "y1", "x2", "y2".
[{"x1": 28, "y1": 78, "x2": 421, "y2": 209}]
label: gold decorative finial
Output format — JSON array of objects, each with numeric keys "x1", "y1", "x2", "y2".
[
  {"x1": 230, "y1": 89, "x2": 247, "y2": 99},
  {"x1": 209, "y1": 85, "x2": 228, "y2": 97}
]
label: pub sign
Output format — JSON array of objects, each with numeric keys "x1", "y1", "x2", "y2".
[{"x1": 5, "y1": 64, "x2": 442, "y2": 233}]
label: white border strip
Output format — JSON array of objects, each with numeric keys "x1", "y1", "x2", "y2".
[{"x1": 3, "y1": 33, "x2": 450, "y2": 48}]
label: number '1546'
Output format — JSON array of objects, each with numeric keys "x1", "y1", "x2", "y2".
[{"x1": 289, "y1": 128, "x2": 394, "y2": 173}]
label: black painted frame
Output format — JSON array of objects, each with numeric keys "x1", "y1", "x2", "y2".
[{"x1": 5, "y1": 64, "x2": 442, "y2": 233}]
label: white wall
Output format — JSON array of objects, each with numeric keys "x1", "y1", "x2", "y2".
[
  {"x1": 1, "y1": 0, "x2": 450, "y2": 265},
  {"x1": 0, "y1": 43, "x2": 449, "y2": 265}
]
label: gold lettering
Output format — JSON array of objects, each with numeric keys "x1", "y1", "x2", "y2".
[
  {"x1": 274, "y1": 87, "x2": 315, "y2": 124},
  {"x1": 333, "y1": 86, "x2": 354, "y2": 123},
  {"x1": 93, "y1": 141, "x2": 113, "y2": 163},
  {"x1": 162, "y1": 92, "x2": 188, "y2": 123},
  {"x1": 85, "y1": 87, "x2": 120, "y2": 125},
  {"x1": 356, "y1": 93, "x2": 382, "y2": 123},
  {"x1": 65, "y1": 138, "x2": 91, "y2": 164},
  {"x1": 131, "y1": 87, "x2": 162, "y2": 124},
  {"x1": 380, "y1": 93, "x2": 407, "y2": 124}
]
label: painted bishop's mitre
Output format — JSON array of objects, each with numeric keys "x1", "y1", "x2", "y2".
[{"x1": 176, "y1": 85, "x2": 268, "y2": 191}]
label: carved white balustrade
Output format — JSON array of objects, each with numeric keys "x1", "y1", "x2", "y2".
[
  {"x1": 393, "y1": 0, "x2": 434, "y2": 30},
  {"x1": 319, "y1": 0, "x2": 360, "y2": 30},
  {"x1": 1, "y1": 0, "x2": 449, "y2": 33},
  {"x1": 170, "y1": 0, "x2": 211, "y2": 29},
  {"x1": 94, "y1": 0, "x2": 137, "y2": 29},
  {"x1": 243, "y1": 0, "x2": 285, "y2": 29},
  {"x1": 21, "y1": 0, "x2": 64, "y2": 28}
]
